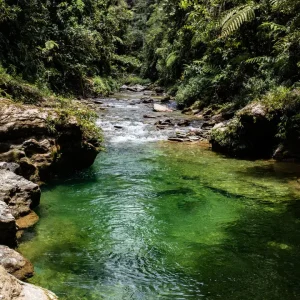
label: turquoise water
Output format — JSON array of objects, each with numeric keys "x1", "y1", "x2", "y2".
[{"x1": 19, "y1": 96, "x2": 300, "y2": 299}]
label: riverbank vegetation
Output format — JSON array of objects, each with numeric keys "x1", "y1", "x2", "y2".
[
  {"x1": 129, "y1": 0, "x2": 300, "y2": 158},
  {"x1": 135, "y1": 0, "x2": 300, "y2": 107},
  {"x1": 0, "y1": 0, "x2": 300, "y2": 158}
]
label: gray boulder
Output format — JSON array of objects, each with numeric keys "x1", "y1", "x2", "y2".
[
  {"x1": 0, "y1": 265, "x2": 58, "y2": 300},
  {"x1": 0, "y1": 245, "x2": 34, "y2": 280}
]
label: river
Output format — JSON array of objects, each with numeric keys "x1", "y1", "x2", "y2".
[{"x1": 19, "y1": 92, "x2": 300, "y2": 299}]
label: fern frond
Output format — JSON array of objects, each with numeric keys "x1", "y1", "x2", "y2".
[
  {"x1": 259, "y1": 22, "x2": 287, "y2": 32},
  {"x1": 245, "y1": 56, "x2": 274, "y2": 64},
  {"x1": 221, "y1": 4, "x2": 256, "y2": 37},
  {"x1": 166, "y1": 51, "x2": 178, "y2": 68}
]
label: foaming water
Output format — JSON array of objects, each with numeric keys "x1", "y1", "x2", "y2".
[
  {"x1": 19, "y1": 93, "x2": 300, "y2": 300},
  {"x1": 96, "y1": 95, "x2": 188, "y2": 144}
]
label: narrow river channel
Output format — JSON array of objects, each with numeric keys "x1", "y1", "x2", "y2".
[{"x1": 19, "y1": 92, "x2": 300, "y2": 300}]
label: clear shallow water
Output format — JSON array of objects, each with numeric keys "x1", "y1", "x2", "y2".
[{"x1": 19, "y1": 95, "x2": 300, "y2": 299}]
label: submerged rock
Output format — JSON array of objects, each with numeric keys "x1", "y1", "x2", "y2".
[
  {"x1": 143, "y1": 114, "x2": 157, "y2": 119},
  {"x1": 0, "y1": 265, "x2": 58, "y2": 300},
  {"x1": 0, "y1": 246, "x2": 34, "y2": 280}
]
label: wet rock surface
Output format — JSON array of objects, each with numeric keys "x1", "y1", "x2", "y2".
[
  {"x1": 0, "y1": 245, "x2": 34, "y2": 280},
  {"x1": 0, "y1": 265, "x2": 58, "y2": 300},
  {"x1": 95, "y1": 89, "x2": 211, "y2": 145}
]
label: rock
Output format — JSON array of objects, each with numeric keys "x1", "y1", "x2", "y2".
[
  {"x1": 141, "y1": 97, "x2": 154, "y2": 103},
  {"x1": 143, "y1": 115, "x2": 156, "y2": 119},
  {"x1": 154, "y1": 86, "x2": 164, "y2": 93},
  {"x1": 92, "y1": 100, "x2": 103, "y2": 104},
  {"x1": 129, "y1": 100, "x2": 141, "y2": 105},
  {"x1": 0, "y1": 202, "x2": 17, "y2": 248},
  {"x1": 16, "y1": 211, "x2": 39, "y2": 230},
  {"x1": 0, "y1": 101, "x2": 100, "y2": 182},
  {"x1": 175, "y1": 132, "x2": 188, "y2": 138},
  {"x1": 203, "y1": 108, "x2": 213, "y2": 117},
  {"x1": 127, "y1": 84, "x2": 146, "y2": 92},
  {"x1": 120, "y1": 85, "x2": 128, "y2": 90},
  {"x1": 212, "y1": 122, "x2": 228, "y2": 130},
  {"x1": 114, "y1": 125, "x2": 123, "y2": 129},
  {"x1": 0, "y1": 162, "x2": 20, "y2": 174},
  {"x1": 188, "y1": 136, "x2": 200, "y2": 141},
  {"x1": 182, "y1": 108, "x2": 193, "y2": 115},
  {"x1": 0, "y1": 246, "x2": 34, "y2": 280},
  {"x1": 210, "y1": 102, "x2": 279, "y2": 158},
  {"x1": 153, "y1": 104, "x2": 173, "y2": 112},
  {"x1": 156, "y1": 125, "x2": 169, "y2": 130},
  {"x1": 155, "y1": 119, "x2": 174, "y2": 126},
  {"x1": 177, "y1": 120, "x2": 191, "y2": 127},
  {"x1": 160, "y1": 96, "x2": 171, "y2": 102},
  {"x1": 168, "y1": 137, "x2": 190, "y2": 142},
  {"x1": 0, "y1": 265, "x2": 58, "y2": 300},
  {"x1": 143, "y1": 91, "x2": 156, "y2": 96},
  {"x1": 0, "y1": 169, "x2": 40, "y2": 219},
  {"x1": 202, "y1": 121, "x2": 216, "y2": 129},
  {"x1": 211, "y1": 113, "x2": 225, "y2": 123}
]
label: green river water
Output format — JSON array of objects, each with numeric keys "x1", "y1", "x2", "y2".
[{"x1": 19, "y1": 95, "x2": 300, "y2": 300}]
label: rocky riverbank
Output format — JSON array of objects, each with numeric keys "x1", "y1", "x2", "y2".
[
  {"x1": 0, "y1": 98, "x2": 102, "y2": 299},
  {"x1": 117, "y1": 85, "x2": 300, "y2": 161}
]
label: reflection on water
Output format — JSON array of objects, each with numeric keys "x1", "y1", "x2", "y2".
[{"x1": 19, "y1": 95, "x2": 300, "y2": 300}]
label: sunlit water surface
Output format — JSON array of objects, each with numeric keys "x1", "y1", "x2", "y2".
[{"x1": 19, "y1": 94, "x2": 300, "y2": 299}]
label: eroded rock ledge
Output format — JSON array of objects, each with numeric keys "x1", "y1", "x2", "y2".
[
  {"x1": 0, "y1": 99, "x2": 102, "y2": 299},
  {"x1": 0, "y1": 99, "x2": 100, "y2": 183}
]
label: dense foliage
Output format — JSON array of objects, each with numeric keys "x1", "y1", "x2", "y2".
[
  {"x1": 133, "y1": 0, "x2": 300, "y2": 109},
  {"x1": 0, "y1": 0, "x2": 134, "y2": 97},
  {"x1": 1, "y1": 0, "x2": 300, "y2": 118}
]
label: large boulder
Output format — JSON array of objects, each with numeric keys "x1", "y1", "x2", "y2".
[
  {"x1": 0, "y1": 170, "x2": 40, "y2": 219},
  {"x1": 0, "y1": 202, "x2": 17, "y2": 248},
  {"x1": 0, "y1": 265, "x2": 57, "y2": 300},
  {"x1": 210, "y1": 102, "x2": 279, "y2": 158},
  {"x1": 0, "y1": 100, "x2": 100, "y2": 182},
  {"x1": 0, "y1": 169, "x2": 40, "y2": 246},
  {"x1": 0, "y1": 246, "x2": 34, "y2": 280}
]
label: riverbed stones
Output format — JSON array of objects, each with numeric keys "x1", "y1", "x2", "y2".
[
  {"x1": 143, "y1": 114, "x2": 157, "y2": 119},
  {"x1": 141, "y1": 96, "x2": 154, "y2": 103},
  {"x1": 0, "y1": 265, "x2": 58, "y2": 300},
  {"x1": 16, "y1": 211, "x2": 39, "y2": 230},
  {"x1": 153, "y1": 103, "x2": 173, "y2": 112},
  {"x1": 177, "y1": 119, "x2": 191, "y2": 127},
  {"x1": 0, "y1": 246, "x2": 34, "y2": 280},
  {"x1": 126, "y1": 84, "x2": 146, "y2": 92}
]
